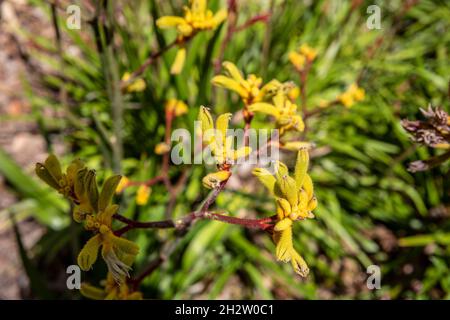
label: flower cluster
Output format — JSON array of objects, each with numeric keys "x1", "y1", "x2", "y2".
[
  {"x1": 253, "y1": 149, "x2": 317, "y2": 276},
  {"x1": 249, "y1": 85, "x2": 305, "y2": 136},
  {"x1": 121, "y1": 72, "x2": 146, "y2": 93},
  {"x1": 288, "y1": 44, "x2": 317, "y2": 71},
  {"x1": 198, "y1": 106, "x2": 251, "y2": 188},
  {"x1": 36, "y1": 155, "x2": 139, "y2": 284},
  {"x1": 401, "y1": 106, "x2": 450, "y2": 172},
  {"x1": 157, "y1": 0, "x2": 227, "y2": 74},
  {"x1": 337, "y1": 83, "x2": 365, "y2": 108},
  {"x1": 213, "y1": 62, "x2": 305, "y2": 136}
]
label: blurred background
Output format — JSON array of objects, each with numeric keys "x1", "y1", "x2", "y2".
[{"x1": 0, "y1": 0, "x2": 449, "y2": 299}]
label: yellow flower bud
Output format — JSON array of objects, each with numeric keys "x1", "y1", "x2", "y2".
[
  {"x1": 171, "y1": 47, "x2": 186, "y2": 75},
  {"x1": 136, "y1": 185, "x2": 151, "y2": 206},
  {"x1": 165, "y1": 99, "x2": 188, "y2": 116},
  {"x1": 276, "y1": 198, "x2": 292, "y2": 218},
  {"x1": 155, "y1": 142, "x2": 171, "y2": 155},
  {"x1": 115, "y1": 176, "x2": 129, "y2": 194},
  {"x1": 299, "y1": 44, "x2": 317, "y2": 61},
  {"x1": 288, "y1": 51, "x2": 306, "y2": 70},
  {"x1": 121, "y1": 72, "x2": 146, "y2": 93},
  {"x1": 202, "y1": 170, "x2": 231, "y2": 189}
]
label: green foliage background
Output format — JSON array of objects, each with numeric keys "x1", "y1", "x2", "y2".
[{"x1": 1, "y1": 0, "x2": 449, "y2": 299}]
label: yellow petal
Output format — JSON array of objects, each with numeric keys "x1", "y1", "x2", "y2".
[
  {"x1": 302, "y1": 174, "x2": 314, "y2": 199},
  {"x1": 98, "y1": 204, "x2": 119, "y2": 225},
  {"x1": 294, "y1": 148, "x2": 309, "y2": 188},
  {"x1": 44, "y1": 154, "x2": 63, "y2": 182},
  {"x1": 78, "y1": 234, "x2": 102, "y2": 271},
  {"x1": 66, "y1": 159, "x2": 85, "y2": 187},
  {"x1": 275, "y1": 227, "x2": 293, "y2": 262},
  {"x1": 198, "y1": 106, "x2": 214, "y2": 135},
  {"x1": 222, "y1": 61, "x2": 245, "y2": 84},
  {"x1": 115, "y1": 176, "x2": 129, "y2": 194},
  {"x1": 99, "y1": 175, "x2": 122, "y2": 212},
  {"x1": 298, "y1": 189, "x2": 309, "y2": 210},
  {"x1": 35, "y1": 163, "x2": 60, "y2": 190},
  {"x1": 212, "y1": 9, "x2": 227, "y2": 26},
  {"x1": 291, "y1": 249, "x2": 309, "y2": 277},
  {"x1": 80, "y1": 283, "x2": 106, "y2": 300},
  {"x1": 191, "y1": 0, "x2": 207, "y2": 16},
  {"x1": 252, "y1": 168, "x2": 276, "y2": 194},
  {"x1": 281, "y1": 141, "x2": 313, "y2": 151},
  {"x1": 156, "y1": 16, "x2": 186, "y2": 28},
  {"x1": 110, "y1": 234, "x2": 140, "y2": 256},
  {"x1": 211, "y1": 75, "x2": 248, "y2": 98},
  {"x1": 216, "y1": 113, "x2": 232, "y2": 145},
  {"x1": 171, "y1": 47, "x2": 186, "y2": 75},
  {"x1": 307, "y1": 196, "x2": 318, "y2": 211},
  {"x1": 258, "y1": 79, "x2": 282, "y2": 100},
  {"x1": 234, "y1": 146, "x2": 251, "y2": 160},
  {"x1": 276, "y1": 198, "x2": 291, "y2": 218},
  {"x1": 248, "y1": 102, "x2": 280, "y2": 118}
]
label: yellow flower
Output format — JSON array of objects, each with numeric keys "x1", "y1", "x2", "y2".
[
  {"x1": 165, "y1": 98, "x2": 188, "y2": 116},
  {"x1": 249, "y1": 89, "x2": 305, "y2": 135},
  {"x1": 299, "y1": 44, "x2": 318, "y2": 61},
  {"x1": 338, "y1": 83, "x2": 365, "y2": 108},
  {"x1": 78, "y1": 203, "x2": 139, "y2": 282},
  {"x1": 198, "y1": 106, "x2": 251, "y2": 167},
  {"x1": 36, "y1": 154, "x2": 85, "y2": 203},
  {"x1": 288, "y1": 51, "x2": 306, "y2": 70},
  {"x1": 136, "y1": 185, "x2": 151, "y2": 205},
  {"x1": 121, "y1": 72, "x2": 146, "y2": 92},
  {"x1": 115, "y1": 176, "x2": 129, "y2": 194},
  {"x1": 35, "y1": 155, "x2": 106, "y2": 222},
  {"x1": 157, "y1": 0, "x2": 227, "y2": 74},
  {"x1": 155, "y1": 142, "x2": 171, "y2": 155},
  {"x1": 76, "y1": 174, "x2": 139, "y2": 282},
  {"x1": 212, "y1": 61, "x2": 282, "y2": 105},
  {"x1": 156, "y1": 0, "x2": 227, "y2": 39},
  {"x1": 252, "y1": 149, "x2": 317, "y2": 277},
  {"x1": 289, "y1": 44, "x2": 317, "y2": 71},
  {"x1": 80, "y1": 273, "x2": 143, "y2": 300}
]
